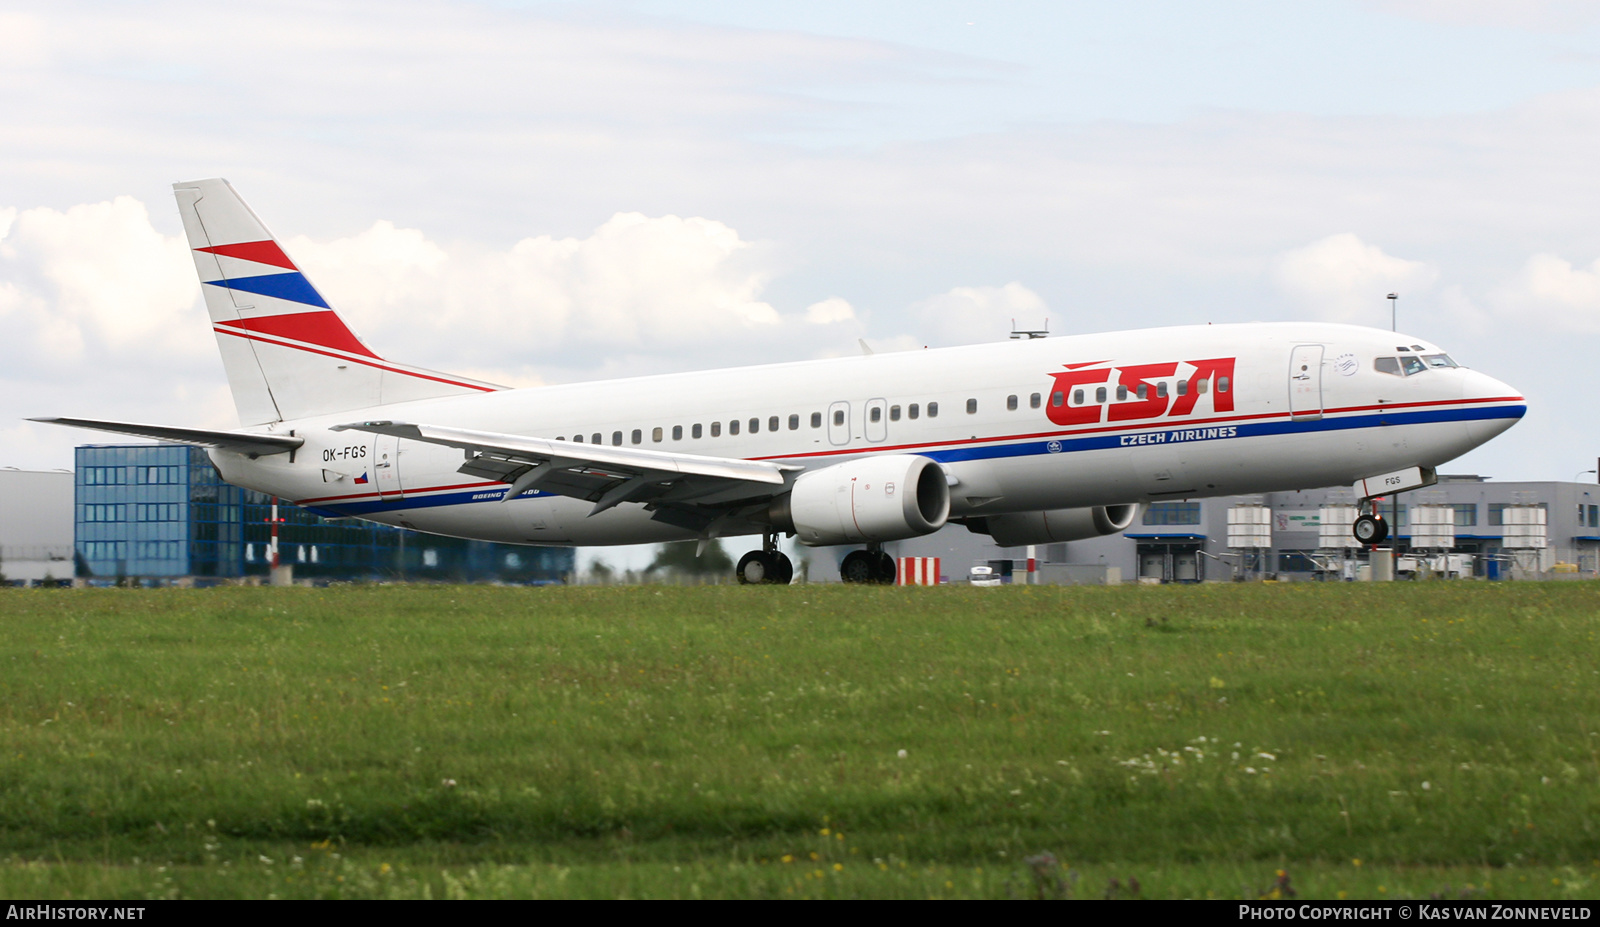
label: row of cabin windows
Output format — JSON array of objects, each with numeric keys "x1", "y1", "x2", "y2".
[
  {"x1": 544, "y1": 378, "x2": 1233, "y2": 446},
  {"x1": 554, "y1": 400, "x2": 951, "y2": 445}
]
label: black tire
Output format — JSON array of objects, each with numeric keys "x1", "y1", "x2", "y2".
[
  {"x1": 840, "y1": 550, "x2": 875, "y2": 584},
  {"x1": 736, "y1": 550, "x2": 770, "y2": 585},
  {"x1": 1352, "y1": 514, "x2": 1389, "y2": 545},
  {"x1": 771, "y1": 552, "x2": 794, "y2": 585},
  {"x1": 873, "y1": 550, "x2": 898, "y2": 584}
]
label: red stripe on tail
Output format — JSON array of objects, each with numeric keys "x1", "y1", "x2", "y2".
[
  {"x1": 197, "y1": 240, "x2": 297, "y2": 270},
  {"x1": 215, "y1": 311, "x2": 379, "y2": 358}
]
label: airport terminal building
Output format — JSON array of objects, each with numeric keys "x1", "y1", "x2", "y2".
[
  {"x1": 816, "y1": 474, "x2": 1600, "y2": 584},
  {"x1": 71, "y1": 443, "x2": 574, "y2": 584}
]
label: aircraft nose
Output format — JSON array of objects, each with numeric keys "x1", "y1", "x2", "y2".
[{"x1": 1461, "y1": 368, "x2": 1525, "y2": 445}]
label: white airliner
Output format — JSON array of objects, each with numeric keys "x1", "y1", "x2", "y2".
[{"x1": 36, "y1": 179, "x2": 1526, "y2": 583}]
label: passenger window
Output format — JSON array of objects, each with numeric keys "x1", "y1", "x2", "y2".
[
  {"x1": 909, "y1": 404, "x2": 919, "y2": 420},
  {"x1": 889, "y1": 406, "x2": 900, "y2": 422},
  {"x1": 1073, "y1": 389, "x2": 1083, "y2": 405},
  {"x1": 1052, "y1": 391, "x2": 1064, "y2": 407},
  {"x1": 966, "y1": 398, "x2": 977, "y2": 414},
  {"x1": 711, "y1": 421, "x2": 722, "y2": 437},
  {"x1": 928, "y1": 402, "x2": 939, "y2": 418},
  {"x1": 750, "y1": 418, "x2": 760, "y2": 434},
  {"x1": 833, "y1": 410, "x2": 844, "y2": 426},
  {"x1": 1136, "y1": 384, "x2": 1147, "y2": 400},
  {"x1": 1217, "y1": 376, "x2": 1230, "y2": 393},
  {"x1": 789, "y1": 414, "x2": 800, "y2": 430},
  {"x1": 650, "y1": 427, "x2": 662, "y2": 442},
  {"x1": 1177, "y1": 379, "x2": 1188, "y2": 396},
  {"x1": 1196, "y1": 380, "x2": 1207, "y2": 395},
  {"x1": 572, "y1": 434, "x2": 583, "y2": 444},
  {"x1": 1117, "y1": 385, "x2": 1128, "y2": 401},
  {"x1": 870, "y1": 406, "x2": 882, "y2": 423},
  {"x1": 1374, "y1": 357, "x2": 1402, "y2": 376},
  {"x1": 769, "y1": 416, "x2": 779, "y2": 432},
  {"x1": 612, "y1": 431, "x2": 622, "y2": 446},
  {"x1": 671, "y1": 425, "x2": 682, "y2": 441},
  {"x1": 1096, "y1": 387, "x2": 1107, "y2": 403},
  {"x1": 632, "y1": 429, "x2": 643, "y2": 444},
  {"x1": 1006, "y1": 394, "x2": 1018, "y2": 411},
  {"x1": 730, "y1": 420, "x2": 740, "y2": 436},
  {"x1": 592, "y1": 433, "x2": 602, "y2": 444},
  {"x1": 811, "y1": 412, "x2": 822, "y2": 428},
  {"x1": 1030, "y1": 393, "x2": 1041, "y2": 409},
  {"x1": 1156, "y1": 382, "x2": 1167, "y2": 398},
  {"x1": 692, "y1": 423, "x2": 702, "y2": 439}
]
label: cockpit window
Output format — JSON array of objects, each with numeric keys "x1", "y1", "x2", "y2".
[
  {"x1": 1374, "y1": 357, "x2": 1402, "y2": 376},
  {"x1": 1423, "y1": 354, "x2": 1457, "y2": 368},
  {"x1": 1401, "y1": 355, "x2": 1427, "y2": 376}
]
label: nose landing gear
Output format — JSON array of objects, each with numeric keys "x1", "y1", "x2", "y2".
[
  {"x1": 1352, "y1": 504, "x2": 1389, "y2": 545},
  {"x1": 736, "y1": 533, "x2": 793, "y2": 585},
  {"x1": 839, "y1": 546, "x2": 897, "y2": 584}
]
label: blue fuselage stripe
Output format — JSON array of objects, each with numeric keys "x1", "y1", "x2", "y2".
[{"x1": 310, "y1": 403, "x2": 1525, "y2": 518}]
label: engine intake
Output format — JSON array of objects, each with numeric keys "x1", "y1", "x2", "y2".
[
  {"x1": 771, "y1": 455, "x2": 951, "y2": 546},
  {"x1": 968, "y1": 504, "x2": 1139, "y2": 548}
]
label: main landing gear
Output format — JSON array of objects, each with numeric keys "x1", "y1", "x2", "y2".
[
  {"x1": 839, "y1": 546, "x2": 897, "y2": 585},
  {"x1": 736, "y1": 533, "x2": 793, "y2": 585},
  {"x1": 1352, "y1": 502, "x2": 1390, "y2": 546}
]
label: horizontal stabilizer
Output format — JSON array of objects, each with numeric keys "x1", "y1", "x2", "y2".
[{"x1": 30, "y1": 417, "x2": 304, "y2": 458}]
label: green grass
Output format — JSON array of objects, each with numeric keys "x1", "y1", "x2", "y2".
[{"x1": 2, "y1": 581, "x2": 1599, "y2": 899}]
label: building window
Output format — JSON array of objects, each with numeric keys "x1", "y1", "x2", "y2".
[
  {"x1": 1452, "y1": 504, "x2": 1477, "y2": 527},
  {"x1": 1142, "y1": 502, "x2": 1201, "y2": 526},
  {"x1": 1278, "y1": 550, "x2": 1318, "y2": 572}
]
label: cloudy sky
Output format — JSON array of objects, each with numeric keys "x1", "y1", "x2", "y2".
[{"x1": 5, "y1": 0, "x2": 1600, "y2": 496}]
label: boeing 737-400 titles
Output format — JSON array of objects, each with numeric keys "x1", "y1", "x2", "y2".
[{"x1": 35, "y1": 179, "x2": 1527, "y2": 583}]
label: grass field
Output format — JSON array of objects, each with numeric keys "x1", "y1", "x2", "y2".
[{"x1": 2, "y1": 581, "x2": 1599, "y2": 899}]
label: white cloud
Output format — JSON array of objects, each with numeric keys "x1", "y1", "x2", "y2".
[
  {"x1": 1361, "y1": 0, "x2": 1600, "y2": 31},
  {"x1": 1272, "y1": 234, "x2": 1438, "y2": 326},
  {"x1": 1487, "y1": 253, "x2": 1600, "y2": 333},
  {"x1": 909, "y1": 283, "x2": 1047, "y2": 347}
]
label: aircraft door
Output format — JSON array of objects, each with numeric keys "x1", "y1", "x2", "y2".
[
  {"x1": 827, "y1": 401, "x2": 851, "y2": 446},
  {"x1": 373, "y1": 433, "x2": 404, "y2": 501},
  {"x1": 1289, "y1": 344, "x2": 1324, "y2": 421},
  {"x1": 864, "y1": 398, "x2": 888, "y2": 443}
]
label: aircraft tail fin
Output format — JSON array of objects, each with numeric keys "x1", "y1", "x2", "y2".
[{"x1": 172, "y1": 179, "x2": 501, "y2": 425}]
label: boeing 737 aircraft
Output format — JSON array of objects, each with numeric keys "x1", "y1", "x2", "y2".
[{"x1": 36, "y1": 179, "x2": 1527, "y2": 583}]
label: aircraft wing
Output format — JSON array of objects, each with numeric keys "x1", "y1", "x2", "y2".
[
  {"x1": 30, "y1": 417, "x2": 304, "y2": 458},
  {"x1": 332, "y1": 420, "x2": 801, "y2": 528}
]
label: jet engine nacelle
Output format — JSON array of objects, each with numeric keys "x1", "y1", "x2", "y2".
[
  {"x1": 969, "y1": 504, "x2": 1140, "y2": 548},
  {"x1": 772, "y1": 455, "x2": 951, "y2": 546}
]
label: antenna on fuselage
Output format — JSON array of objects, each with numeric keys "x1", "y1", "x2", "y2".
[{"x1": 1010, "y1": 318, "x2": 1049, "y2": 340}]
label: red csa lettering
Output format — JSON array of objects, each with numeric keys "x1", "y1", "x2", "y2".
[
  {"x1": 1045, "y1": 367, "x2": 1111, "y2": 426},
  {"x1": 1167, "y1": 357, "x2": 1236, "y2": 416},
  {"x1": 1108, "y1": 363, "x2": 1177, "y2": 422}
]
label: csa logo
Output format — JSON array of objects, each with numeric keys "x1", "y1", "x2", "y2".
[
  {"x1": 1046, "y1": 440, "x2": 1062, "y2": 454},
  {"x1": 1044, "y1": 357, "x2": 1236, "y2": 427},
  {"x1": 1335, "y1": 352, "x2": 1358, "y2": 377}
]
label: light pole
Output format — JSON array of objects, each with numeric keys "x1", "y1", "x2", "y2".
[
  {"x1": 1576, "y1": 469, "x2": 1596, "y2": 484},
  {"x1": 1387, "y1": 293, "x2": 1400, "y2": 572}
]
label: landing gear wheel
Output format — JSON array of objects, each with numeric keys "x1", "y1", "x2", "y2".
[
  {"x1": 737, "y1": 550, "x2": 794, "y2": 585},
  {"x1": 872, "y1": 550, "x2": 898, "y2": 584},
  {"x1": 840, "y1": 550, "x2": 876, "y2": 584},
  {"x1": 1353, "y1": 514, "x2": 1389, "y2": 545},
  {"x1": 770, "y1": 552, "x2": 794, "y2": 585}
]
